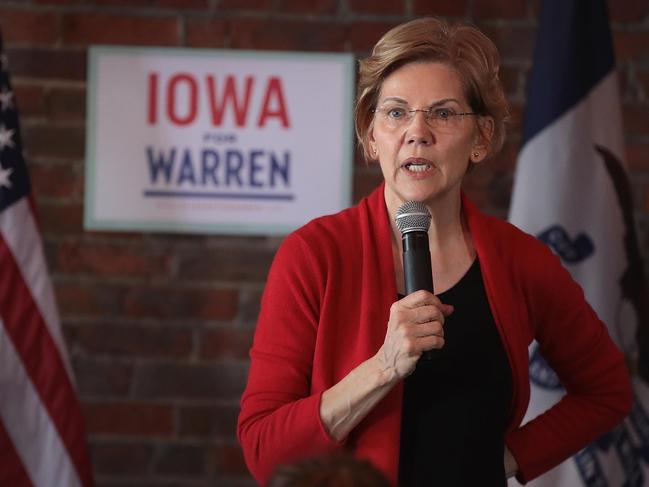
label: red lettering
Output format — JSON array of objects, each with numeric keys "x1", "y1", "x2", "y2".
[
  {"x1": 207, "y1": 75, "x2": 254, "y2": 128},
  {"x1": 167, "y1": 73, "x2": 198, "y2": 125},
  {"x1": 257, "y1": 77, "x2": 290, "y2": 128},
  {"x1": 148, "y1": 72, "x2": 158, "y2": 125}
]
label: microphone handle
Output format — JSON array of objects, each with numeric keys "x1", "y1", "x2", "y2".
[{"x1": 402, "y1": 231, "x2": 437, "y2": 360}]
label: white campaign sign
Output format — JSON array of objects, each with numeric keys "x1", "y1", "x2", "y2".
[{"x1": 85, "y1": 47, "x2": 354, "y2": 235}]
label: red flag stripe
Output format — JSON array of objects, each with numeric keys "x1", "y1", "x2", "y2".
[
  {"x1": 0, "y1": 235, "x2": 92, "y2": 486},
  {"x1": 1, "y1": 199, "x2": 73, "y2": 379},
  {"x1": 0, "y1": 418, "x2": 33, "y2": 487},
  {"x1": 0, "y1": 319, "x2": 80, "y2": 486}
]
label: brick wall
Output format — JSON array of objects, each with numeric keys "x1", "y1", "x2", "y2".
[{"x1": 0, "y1": 0, "x2": 647, "y2": 486}]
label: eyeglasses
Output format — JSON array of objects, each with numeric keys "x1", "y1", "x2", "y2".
[{"x1": 373, "y1": 104, "x2": 479, "y2": 131}]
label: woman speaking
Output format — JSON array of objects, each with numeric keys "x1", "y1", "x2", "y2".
[{"x1": 237, "y1": 17, "x2": 632, "y2": 487}]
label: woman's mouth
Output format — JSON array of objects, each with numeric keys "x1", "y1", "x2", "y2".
[{"x1": 402, "y1": 158, "x2": 434, "y2": 173}]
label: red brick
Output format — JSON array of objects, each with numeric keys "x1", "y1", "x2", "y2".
[
  {"x1": 221, "y1": 0, "x2": 273, "y2": 11},
  {"x1": 412, "y1": 0, "x2": 467, "y2": 17},
  {"x1": 185, "y1": 18, "x2": 227, "y2": 48},
  {"x1": 22, "y1": 123, "x2": 85, "y2": 159},
  {"x1": 462, "y1": 165, "x2": 493, "y2": 207},
  {"x1": 35, "y1": 202, "x2": 83, "y2": 236},
  {"x1": 474, "y1": 0, "x2": 526, "y2": 19},
  {"x1": 348, "y1": 0, "x2": 404, "y2": 15},
  {"x1": 178, "y1": 404, "x2": 239, "y2": 438},
  {"x1": 627, "y1": 143, "x2": 649, "y2": 170},
  {"x1": 348, "y1": 21, "x2": 400, "y2": 53},
  {"x1": 33, "y1": 0, "x2": 84, "y2": 4},
  {"x1": 154, "y1": 444, "x2": 205, "y2": 476},
  {"x1": 479, "y1": 24, "x2": 535, "y2": 61},
  {"x1": 488, "y1": 139, "x2": 519, "y2": 173},
  {"x1": 67, "y1": 322, "x2": 192, "y2": 358},
  {"x1": 90, "y1": 441, "x2": 154, "y2": 475},
  {"x1": 0, "y1": 9, "x2": 59, "y2": 45},
  {"x1": 55, "y1": 280, "x2": 125, "y2": 316},
  {"x1": 72, "y1": 356, "x2": 133, "y2": 396},
  {"x1": 528, "y1": 0, "x2": 542, "y2": 18},
  {"x1": 623, "y1": 104, "x2": 649, "y2": 136},
  {"x1": 83, "y1": 402, "x2": 174, "y2": 436},
  {"x1": 614, "y1": 31, "x2": 649, "y2": 62},
  {"x1": 5, "y1": 48, "x2": 86, "y2": 81},
  {"x1": 499, "y1": 65, "x2": 521, "y2": 96},
  {"x1": 638, "y1": 69, "x2": 649, "y2": 99},
  {"x1": 213, "y1": 444, "x2": 248, "y2": 476},
  {"x1": 13, "y1": 83, "x2": 46, "y2": 119},
  {"x1": 134, "y1": 362, "x2": 248, "y2": 399},
  {"x1": 94, "y1": 0, "x2": 208, "y2": 8},
  {"x1": 122, "y1": 287, "x2": 238, "y2": 320},
  {"x1": 62, "y1": 13, "x2": 179, "y2": 47},
  {"x1": 277, "y1": 0, "x2": 337, "y2": 14},
  {"x1": 353, "y1": 168, "x2": 383, "y2": 203},
  {"x1": 507, "y1": 102, "x2": 524, "y2": 134},
  {"x1": 199, "y1": 326, "x2": 254, "y2": 360},
  {"x1": 45, "y1": 87, "x2": 86, "y2": 122},
  {"x1": 608, "y1": 0, "x2": 649, "y2": 22},
  {"x1": 30, "y1": 163, "x2": 81, "y2": 200},
  {"x1": 230, "y1": 19, "x2": 345, "y2": 52},
  {"x1": 642, "y1": 186, "x2": 649, "y2": 213},
  {"x1": 239, "y1": 288, "x2": 263, "y2": 325},
  {"x1": 176, "y1": 247, "x2": 274, "y2": 282},
  {"x1": 56, "y1": 241, "x2": 172, "y2": 277}
]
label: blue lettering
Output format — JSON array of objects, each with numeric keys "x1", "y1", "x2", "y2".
[
  {"x1": 270, "y1": 151, "x2": 290, "y2": 188},
  {"x1": 225, "y1": 150, "x2": 244, "y2": 186},
  {"x1": 201, "y1": 149, "x2": 219, "y2": 185},
  {"x1": 145, "y1": 146, "x2": 292, "y2": 191},
  {"x1": 574, "y1": 446, "x2": 606, "y2": 487},
  {"x1": 147, "y1": 146, "x2": 175, "y2": 184},
  {"x1": 249, "y1": 149, "x2": 264, "y2": 188},
  {"x1": 177, "y1": 149, "x2": 196, "y2": 185},
  {"x1": 612, "y1": 427, "x2": 644, "y2": 486}
]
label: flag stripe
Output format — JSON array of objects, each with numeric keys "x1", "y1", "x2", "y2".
[
  {"x1": 523, "y1": 1, "x2": 614, "y2": 144},
  {"x1": 0, "y1": 319, "x2": 81, "y2": 487},
  {"x1": 0, "y1": 418, "x2": 32, "y2": 487},
  {"x1": 0, "y1": 236, "x2": 89, "y2": 486},
  {"x1": 0, "y1": 198, "x2": 73, "y2": 380}
]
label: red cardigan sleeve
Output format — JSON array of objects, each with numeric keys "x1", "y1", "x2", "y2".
[
  {"x1": 237, "y1": 232, "x2": 343, "y2": 485},
  {"x1": 506, "y1": 239, "x2": 633, "y2": 482}
]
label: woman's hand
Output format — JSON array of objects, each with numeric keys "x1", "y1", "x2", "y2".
[
  {"x1": 504, "y1": 446, "x2": 518, "y2": 478},
  {"x1": 374, "y1": 290, "x2": 453, "y2": 383}
]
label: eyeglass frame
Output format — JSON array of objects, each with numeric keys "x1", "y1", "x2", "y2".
[{"x1": 372, "y1": 105, "x2": 481, "y2": 127}]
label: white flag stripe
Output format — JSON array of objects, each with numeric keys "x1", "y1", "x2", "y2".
[
  {"x1": 510, "y1": 71, "x2": 628, "y2": 346},
  {"x1": 0, "y1": 319, "x2": 82, "y2": 487},
  {"x1": 0, "y1": 198, "x2": 73, "y2": 380}
]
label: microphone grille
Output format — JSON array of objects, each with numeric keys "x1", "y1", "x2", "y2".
[{"x1": 395, "y1": 201, "x2": 431, "y2": 234}]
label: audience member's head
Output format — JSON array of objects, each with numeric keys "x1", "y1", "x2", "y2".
[{"x1": 267, "y1": 453, "x2": 391, "y2": 487}]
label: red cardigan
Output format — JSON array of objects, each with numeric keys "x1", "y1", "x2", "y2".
[{"x1": 238, "y1": 184, "x2": 632, "y2": 485}]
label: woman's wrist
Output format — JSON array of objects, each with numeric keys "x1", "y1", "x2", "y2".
[
  {"x1": 370, "y1": 347, "x2": 401, "y2": 388},
  {"x1": 504, "y1": 445, "x2": 519, "y2": 479}
]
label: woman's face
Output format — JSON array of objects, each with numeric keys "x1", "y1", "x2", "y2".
[{"x1": 369, "y1": 61, "x2": 491, "y2": 212}]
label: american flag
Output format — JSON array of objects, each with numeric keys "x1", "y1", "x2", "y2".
[{"x1": 0, "y1": 35, "x2": 93, "y2": 486}]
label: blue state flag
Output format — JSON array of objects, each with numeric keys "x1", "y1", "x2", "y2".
[{"x1": 509, "y1": 0, "x2": 649, "y2": 485}]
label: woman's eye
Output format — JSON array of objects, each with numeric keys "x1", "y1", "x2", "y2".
[
  {"x1": 387, "y1": 107, "x2": 406, "y2": 119},
  {"x1": 434, "y1": 108, "x2": 455, "y2": 120}
]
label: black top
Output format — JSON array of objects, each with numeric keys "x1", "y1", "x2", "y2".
[{"x1": 398, "y1": 258, "x2": 513, "y2": 487}]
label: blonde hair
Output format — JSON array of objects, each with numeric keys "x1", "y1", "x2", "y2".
[{"x1": 355, "y1": 17, "x2": 509, "y2": 161}]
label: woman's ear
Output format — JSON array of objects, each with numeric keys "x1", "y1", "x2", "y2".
[
  {"x1": 368, "y1": 126, "x2": 378, "y2": 160},
  {"x1": 471, "y1": 116, "x2": 495, "y2": 163}
]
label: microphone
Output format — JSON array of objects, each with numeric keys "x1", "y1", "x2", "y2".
[{"x1": 395, "y1": 201, "x2": 436, "y2": 360}]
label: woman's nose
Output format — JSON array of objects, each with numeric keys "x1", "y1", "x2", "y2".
[{"x1": 405, "y1": 111, "x2": 433, "y2": 146}]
